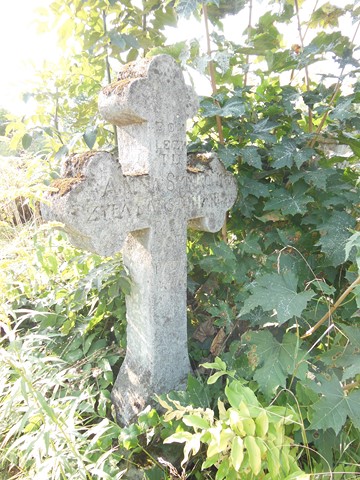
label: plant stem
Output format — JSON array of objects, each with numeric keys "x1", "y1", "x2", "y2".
[
  {"x1": 244, "y1": 0, "x2": 253, "y2": 88},
  {"x1": 309, "y1": 18, "x2": 360, "y2": 148},
  {"x1": 202, "y1": 3, "x2": 228, "y2": 241},
  {"x1": 102, "y1": 10, "x2": 118, "y2": 148},
  {"x1": 302, "y1": 275, "x2": 360, "y2": 339},
  {"x1": 202, "y1": 3, "x2": 224, "y2": 145},
  {"x1": 294, "y1": 0, "x2": 313, "y2": 133}
]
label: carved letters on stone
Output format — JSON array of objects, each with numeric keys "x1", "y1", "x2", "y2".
[{"x1": 42, "y1": 55, "x2": 237, "y2": 425}]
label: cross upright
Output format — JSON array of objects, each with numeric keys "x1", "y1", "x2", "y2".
[{"x1": 42, "y1": 55, "x2": 237, "y2": 425}]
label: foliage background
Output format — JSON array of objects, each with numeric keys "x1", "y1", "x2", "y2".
[{"x1": 1, "y1": 0, "x2": 360, "y2": 478}]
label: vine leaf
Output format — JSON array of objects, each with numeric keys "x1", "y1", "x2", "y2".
[
  {"x1": 240, "y1": 272, "x2": 315, "y2": 324},
  {"x1": 272, "y1": 139, "x2": 312, "y2": 168},
  {"x1": 315, "y1": 211, "x2": 356, "y2": 266},
  {"x1": 243, "y1": 331, "x2": 308, "y2": 398},
  {"x1": 240, "y1": 146, "x2": 262, "y2": 169},
  {"x1": 175, "y1": 0, "x2": 199, "y2": 18},
  {"x1": 264, "y1": 182, "x2": 313, "y2": 216},
  {"x1": 310, "y1": 376, "x2": 360, "y2": 435}
]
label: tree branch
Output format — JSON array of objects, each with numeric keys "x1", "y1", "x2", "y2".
[{"x1": 302, "y1": 276, "x2": 360, "y2": 339}]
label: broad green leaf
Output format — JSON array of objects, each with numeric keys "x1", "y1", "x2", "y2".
[
  {"x1": 309, "y1": 3, "x2": 344, "y2": 28},
  {"x1": 22, "y1": 133, "x2": 32, "y2": 150},
  {"x1": 330, "y1": 97, "x2": 354, "y2": 121},
  {"x1": 175, "y1": 0, "x2": 199, "y2": 17},
  {"x1": 201, "y1": 356, "x2": 227, "y2": 371},
  {"x1": 239, "y1": 233, "x2": 262, "y2": 255},
  {"x1": 231, "y1": 436, "x2": 244, "y2": 471},
  {"x1": 338, "y1": 132, "x2": 360, "y2": 157},
  {"x1": 207, "y1": 371, "x2": 228, "y2": 384},
  {"x1": 244, "y1": 436, "x2": 262, "y2": 476},
  {"x1": 202, "y1": 453, "x2": 220, "y2": 469},
  {"x1": 310, "y1": 377, "x2": 360, "y2": 434},
  {"x1": 215, "y1": 457, "x2": 229, "y2": 480},
  {"x1": 249, "y1": 118, "x2": 277, "y2": 143},
  {"x1": 289, "y1": 169, "x2": 334, "y2": 191},
  {"x1": 199, "y1": 242, "x2": 243, "y2": 283},
  {"x1": 220, "y1": 96, "x2": 246, "y2": 117},
  {"x1": 264, "y1": 183, "x2": 313, "y2": 216},
  {"x1": 240, "y1": 146, "x2": 262, "y2": 169},
  {"x1": 240, "y1": 176, "x2": 271, "y2": 199},
  {"x1": 242, "y1": 330, "x2": 308, "y2": 397},
  {"x1": 217, "y1": 145, "x2": 239, "y2": 167},
  {"x1": 83, "y1": 126, "x2": 97, "y2": 149},
  {"x1": 272, "y1": 139, "x2": 297, "y2": 168},
  {"x1": 345, "y1": 231, "x2": 360, "y2": 261},
  {"x1": 225, "y1": 381, "x2": 260, "y2": 411},
  {"x1": 183, "y1": 415, "x2": 210, "y2": 429},
  {"x1": 316, "y1": 211, "x2": 356, "y2": 266},
  {"x1": 108, "y1": 31, "x2": 126, "y2": 49},
  {"x1": 240, "y1": 271, "x2": 315, "y2": 324},
  {"x1": 308, "y1": 31, "x2": 351, "y2": 57},
  {"x1": 164, "y1": 431, "x2": 193, "y2": 443}
]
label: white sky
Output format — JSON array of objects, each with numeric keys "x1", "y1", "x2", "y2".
[
  {"x1": 0, "y1": 0, "x2": 357, "y2": 116},
  {"x1": 0, "y1": 0, "x2": 60, "y2": 115}
]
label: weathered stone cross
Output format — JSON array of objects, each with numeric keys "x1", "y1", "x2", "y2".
[{"x1": 42, "y1": 55, "x2": 237, "y2": 425}]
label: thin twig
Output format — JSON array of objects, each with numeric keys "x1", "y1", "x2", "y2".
[
  {"x1": 202, "y1": 3, "x2": 227, "y2": 241},
  {"x1": 290, "y1": 0, "x2": 318, "y2": 85},
  {"x1": 102, "y1": 10, "x2": 118, "y2": 148},
  {"x1": 294, "y1": 0, "x2": 313, "y2": 132},
  {"x1": 202, "y1": 3, "x2": 224, "y2": 145},
  {"x1": 302, "y1": 276, "x2": 360, "y2": 339},
  {"x1": 308, "y1": 19, "x2": 360, "y2": 149},
  {"x1": 244, "y1": 0, "x2": 253, "y2": 88}
]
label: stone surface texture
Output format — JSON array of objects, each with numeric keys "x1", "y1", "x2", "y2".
[{"x1": 42, "y1": 55, "x2": 237, "y2": 425}]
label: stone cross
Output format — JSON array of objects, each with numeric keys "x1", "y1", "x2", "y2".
[{"x1": 42, "y1": 55, "x2": 237, "y2": 425}]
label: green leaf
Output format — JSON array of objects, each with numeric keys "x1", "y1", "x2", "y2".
[
  {"x1": 108, "y1": 31, "x2": 126, "y2": 50},
  {"x1": 330, "y1": 97, "x2": 354, "y2": 121},
  {"x1": 240, "y1": 146, "x2": 262, "y2": 169},
  {"x1": 225, "y1": 381, "x2": 260, "y2": 410},
  {"x1": 309, "y1": 3, "x2": 344, "y2": 29},
  {"x1": 217, "y1": 145, "x2": 239, "y2": 167},
  {"x1": 239, "y1": 233, "x2": 262, "y2": 255},
  {"x1": 175, "y1": 0, "x2": 199, "y2": 18},
  {"x1": 272, "y1": 139, "x2": 297, "y2": 168},
  {"x1": 243, "y1": 331, "x2": 308, "y2": 397},
  {"x1": 22, "y1": 133, "x2": 33, "y2": 150},
  {"x1": 231, "y1": 436, "x2": 244, "y2": 471},
  {"x1": 220, "y1": 96, "x2": 246, "y2": 117},
  {"x1": 310, "y1": 376, "x2": 360, "y2": 434},
  {"x1": 240, "y1": 271, "x2": 315, "y2": 324},
  {"x1": 338, "y1": 132, "x2": 360, "y2": 157},
  {"x1": 308, "y1": 31, "x2": 351, "y2": 57},
  {"x1": 240, "y1": 176, "x2": 271, "y2": 199},
  {"x1": 249, "y1": 118, "x2": 277, "y2": 143},
  {"x1": 345, "y1": 231, "x2": 360, "y2": 262},
  {"x1": 164, "y1": 431, "x2": 193, "y2": 444},
  {"x1": 315, "y1": 211, "x2": 356, "y2": 266},
  {"x1": 183, "y1": 414, "x2": 210, "y2": 429},
  {"x1": 289, "y1": 169, "x2": 334, "y2": 191},
  {"x1": 83, "y1": 126, "x2": 97, "y2": 149},
  {"x1": 264, "y1": 183, "x2": 313, "y2": 216},
  {"x1": 244, "y1": 436, "x2": 262, "y2": 476}
]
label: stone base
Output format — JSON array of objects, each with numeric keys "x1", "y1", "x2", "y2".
[{"x1": 111, "y1": 358, "x2": 190, "y2": 425}]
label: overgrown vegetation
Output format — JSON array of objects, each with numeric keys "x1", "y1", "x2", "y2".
[{"x1": 1, "y1": 0, "x2": 360, "y2": 478}]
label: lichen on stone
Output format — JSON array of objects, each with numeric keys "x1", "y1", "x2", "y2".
[
  {"x1": 62, "y1": 151, "x2": 98, "y2": 177},
  {"x1": 50, "y1": 177, "x2": 84, "y2": 196}
]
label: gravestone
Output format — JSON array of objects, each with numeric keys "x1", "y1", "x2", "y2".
[{"x1": 42, "y1": 55, "x2": 237, "y2": 425}]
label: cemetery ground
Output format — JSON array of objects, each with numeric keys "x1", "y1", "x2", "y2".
[{"x1": 1, "y1": 1, "x2": 360, "y2": 479}]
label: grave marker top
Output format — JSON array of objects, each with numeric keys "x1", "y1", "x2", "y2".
[{"x1": 42, "y1": 55, "x2": 237, "y2": 424}]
